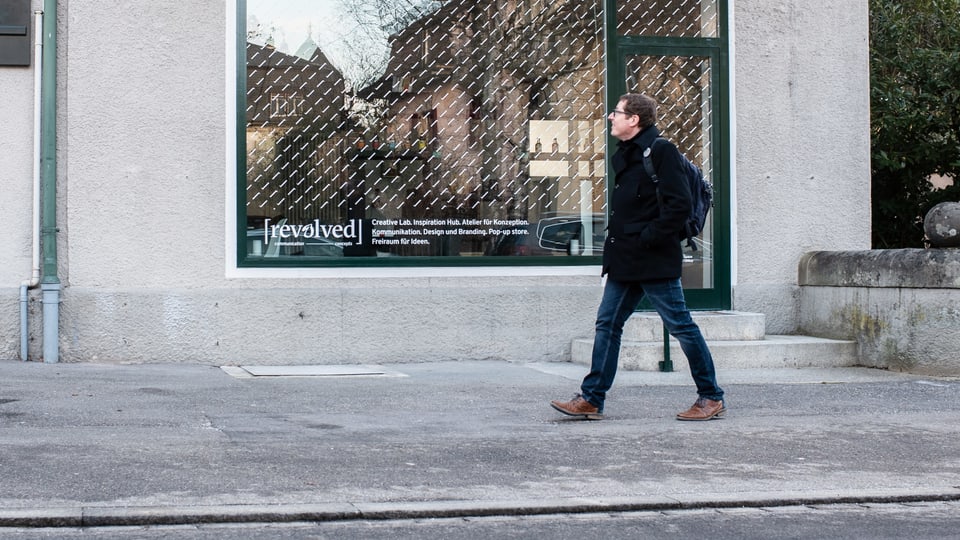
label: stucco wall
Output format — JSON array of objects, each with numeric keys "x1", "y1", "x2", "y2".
[
  {"x1": 732, "y1": 1, "x2": 872, "y2": 333},
  {"x1": 1, "y1": 1, "x2": 873, "y2": 363},
  {"x1": 0, "y1": 48, "x2": 35, "y2": 288},
  {"x1": 58, "y1": 279, "x2": 603, "y2": 364},
  {"x1": 64, "y1": 1, "x2": 227, "y2": 289},
  {"x1": 0, "y1": 0, "x2": 42, "y2": 357}
]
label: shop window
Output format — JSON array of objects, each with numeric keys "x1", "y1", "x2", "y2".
[
  {"x1": 240, "y1": 0, "x2": 607, "y2": 264},
  {"x1": 237, "y1": 0, "x2": 721, "y2": 266}
]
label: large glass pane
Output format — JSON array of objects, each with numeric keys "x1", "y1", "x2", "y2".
[
  {"x1": 625, "y1": 53, "x2": 714, "y2": 288},
  {"x1": 242, "y1": 0, "x2": 606, "y2": 261},
  {"x1": 616, "y1": 0, "x2": 718, "y2": 38}
]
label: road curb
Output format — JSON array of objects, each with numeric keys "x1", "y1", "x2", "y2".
[{"x1": 2, "y1": 488, "x2": 959, "y2": 528}]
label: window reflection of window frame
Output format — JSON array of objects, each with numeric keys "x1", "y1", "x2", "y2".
[
  {"x1": 269, "y1": 93, "x2": 304, "y2": 118},
  {"x1": 468, "y1": 98, "x2": 482, "y2": 146}
]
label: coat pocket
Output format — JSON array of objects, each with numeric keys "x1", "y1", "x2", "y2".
[{"x1": 622, "y1": 222, "x2": 651, "y2": 249}]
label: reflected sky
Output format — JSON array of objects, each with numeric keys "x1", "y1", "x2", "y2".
[
  {"x1": 246, "y1": 0, "x2": 440, "y2": 88},
  {"x1": 247, "y1": 0, "x2": 383, "y2": 87}
]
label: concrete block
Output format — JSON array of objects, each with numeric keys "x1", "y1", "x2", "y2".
[
  {"x1": 573, "y1": 334, "x2": 858, "y2": 372},
  {"x1": 799, "y1": 249, "x2": 960, "y2": 375},
  {"x1": 622, "y1": 311, "x2": 766, "y2": 342}
]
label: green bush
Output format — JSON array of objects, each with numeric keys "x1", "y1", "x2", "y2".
[{"x1": 870, "y1": 0, "x2": 960, "y2": 247}]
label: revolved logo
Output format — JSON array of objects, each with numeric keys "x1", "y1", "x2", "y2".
[{"x1": 261, "y1": 218, "x2": 363, "y2": 247}]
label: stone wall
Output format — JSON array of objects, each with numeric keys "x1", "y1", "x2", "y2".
[{"x1": 798, "y1": 249, "x2": 960, "y2": 375}]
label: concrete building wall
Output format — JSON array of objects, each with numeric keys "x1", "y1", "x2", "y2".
[
  {"x1": 0, "y1": 0, "x2": 43, "y2": 356},
  {"x1": 0, "y1": 0, "x2": 872, "y2": 363},
  {"x1": 0, "y1": 46, "x2": 35, "y2": 288},
  {"x1": 732, "y1": 1, "x2": 872, "y2": 333}
]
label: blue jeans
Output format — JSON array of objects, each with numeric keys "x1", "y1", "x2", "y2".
[{"x1": 580, "y1": 278, "x2": 724, "y2": 411}]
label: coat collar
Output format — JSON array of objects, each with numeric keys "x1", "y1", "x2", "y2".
[{"x1": 618, "y1": 124, "x2": 661, "y2": 153}]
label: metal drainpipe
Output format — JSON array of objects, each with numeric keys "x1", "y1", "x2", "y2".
[
  {"x1": 39, "y1": 0, "x2": 60, "y2": 364},
  {"x1": 20, "y1": 10, "x2": 44, "y2": 361}
]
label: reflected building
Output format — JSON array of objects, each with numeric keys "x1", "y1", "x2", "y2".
[
  {"x1": 245, "y1": 40, "x2": 348, "y2": 230},
  {"x1": 356, "y1": 0, "x2": 606, "y2": 256}
]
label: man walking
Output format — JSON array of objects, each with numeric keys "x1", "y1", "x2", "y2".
[{"x1": 550, "y1": 93, "x2": 725, "y2": 421}]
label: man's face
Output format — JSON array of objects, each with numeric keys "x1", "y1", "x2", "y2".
[{"x1": 608, "y1": 100, "x2": 640, "y2": 141}]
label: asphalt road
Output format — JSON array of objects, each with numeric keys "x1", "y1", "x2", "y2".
[{"x1": 1, "y1": 360, "x2": 959, "y2": 533}]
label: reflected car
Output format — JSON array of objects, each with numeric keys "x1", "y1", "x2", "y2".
[
  {"x1": 682, "y1": 236, "x2": 711, "y2": 262},
  {"x1": 491, "y1": 214, "x2": 606, "y2": 256},
  {"x1": 246, "y1": 229, "x2": 345, "y2": 257},
  {"x1": 299, "y1": 237, "x2": 346, "y2": 257},
  {"x1": 681, "y1": 236, "x2": 712, "y2": 288}
]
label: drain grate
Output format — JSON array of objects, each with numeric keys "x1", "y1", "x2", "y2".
[{"x1": 220, "y1": 365, "x2": 406, "y2": 379}]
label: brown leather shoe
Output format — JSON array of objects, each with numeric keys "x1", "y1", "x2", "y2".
[
  {"x1": 550, "y1": 394, "x2": 603, "y2": 420},
  {"x1": 676, "y1": 397, "x2": 726, "y2": 421}
]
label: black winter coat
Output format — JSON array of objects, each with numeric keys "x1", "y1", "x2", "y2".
[{"x1": 602, "y1": 125, "x2": 692, "y2": 282}]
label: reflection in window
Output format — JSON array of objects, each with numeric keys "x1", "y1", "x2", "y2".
[
  {"x1": 625, "y1": 53, "x2": 715, "y2": 288},
  {"x1": 240, "y1": 0, "x2": 725, "y2": 264},
  {"x1": 616, "y1": 0, "x2": 718, "y2": 38},
  {"x1": 270, "y1": 93, "x2": 305, "y2": 118},
  {"x1": 242, "y1": 0, "x2": 669, "y2": 262}
]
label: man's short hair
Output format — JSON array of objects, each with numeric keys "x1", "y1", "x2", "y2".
[{"x1": 620, "y1": 93, "x2": 657, "y2": 128}]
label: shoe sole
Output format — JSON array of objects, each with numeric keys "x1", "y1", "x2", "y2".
[
  {"x1": 676, "y1": 408, "x2": 726, "y2": 421},
  {"x1": 550, "y1": 402, "x2": 604, "y2": 420}
]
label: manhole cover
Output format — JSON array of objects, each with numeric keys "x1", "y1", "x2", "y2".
[{"x1": 221, "y1": 365, "x2": 406, "y2": 378}]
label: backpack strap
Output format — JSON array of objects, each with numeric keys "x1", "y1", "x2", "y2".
[
  {"x1": 642, "y1": 139, "x2": 660, "y2": 184},
  {"x1": 642, "y1": 139, "x2": 663, "y2": 208},
  {"x1": 642, "y1": 138, "x2": 699, "y2": 251}
]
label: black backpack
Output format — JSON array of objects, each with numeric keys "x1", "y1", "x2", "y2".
[{"x1": 642, "y1": 138, "x2": 713, "y2": 250}]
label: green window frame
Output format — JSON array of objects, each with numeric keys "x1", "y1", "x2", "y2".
[{"x1": 233, "y1": 0, "x2": 729, "y2": 299}]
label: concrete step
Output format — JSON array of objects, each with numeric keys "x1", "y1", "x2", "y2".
[
  {"x1": 623, "y1": 311, "x2": 766, "y2": 342},
  {"x1": 571, "y1": 334, "x2": 859, "y2": 372}
]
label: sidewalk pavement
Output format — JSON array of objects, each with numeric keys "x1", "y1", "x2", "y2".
[{"x1": 1, "y1": 359, "x2": 959, "y2": 528}]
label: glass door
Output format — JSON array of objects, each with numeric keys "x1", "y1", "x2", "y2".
[
  {"x1": 606, "y1": 0, "x2": 730, "y2": 309},
  {"x1": 607, "y1": 9, "x2": 731, "y2": 309},
  {"x1": 612, "y1": 47, "x2": 730, "y2": 308}
]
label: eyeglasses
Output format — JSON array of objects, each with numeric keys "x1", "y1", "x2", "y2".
[{"x1": 609, "y1": 109, "x2": 634, "y2": 117}]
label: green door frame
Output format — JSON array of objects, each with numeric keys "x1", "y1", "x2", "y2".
[{"x1": 604, "y1": 1, "x2": 732, "y2": 310}]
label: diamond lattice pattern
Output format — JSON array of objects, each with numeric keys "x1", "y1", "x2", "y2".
[{"x1": 244, "y1": 0, "x2": 714, "y2": 258}]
